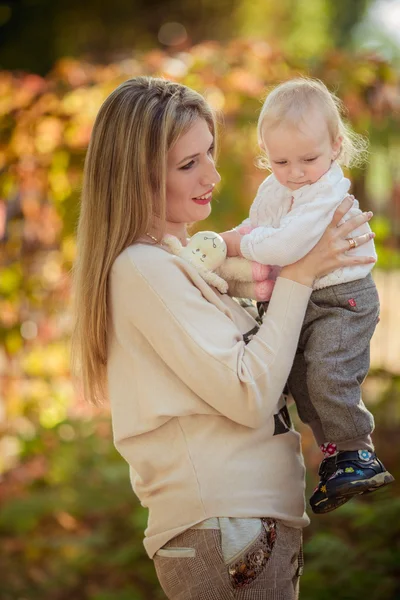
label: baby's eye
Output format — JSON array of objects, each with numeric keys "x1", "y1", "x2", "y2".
[
  {"x1": 274, "y1": 161, "x2": 287, "y2": 165},
  {"x1": 305, "y1": 157, "x2": 317, "y2": 162},
  {"x1": 196, "y1": 248, "x2": 200, "y2": 252},
  {"x1": 202, "y1": 254, "x2": 206, "y2": 258}
]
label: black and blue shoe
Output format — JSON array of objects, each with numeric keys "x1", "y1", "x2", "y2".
[
  {"x1": 325, "y1": 450, "x2": 394, "y2": 498},
  {"x1": 309, "y1": 455, "x2": 352, "y2": 514}
]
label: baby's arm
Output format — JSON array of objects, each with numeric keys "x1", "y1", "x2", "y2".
[
  {"x1": 241, "y1": 180, "x2": 350, "y2": 265},
  {"x1": 221, "y1": 202, "x2": 334, "y2": 261},
  {"x1": 240, "y1": 210, "x2": 325, "y2": 265},
  {"x1": 237, "y1": 217, "x2": 252, "y2": 232}
]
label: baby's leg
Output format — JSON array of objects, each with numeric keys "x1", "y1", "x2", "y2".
[
  {"x1": 288, "y1": 350, "x2": 326, "y2": 446},
  {"x1": 291, "y1": 276, "x2": 379, "y2": 450},
  {"x1": 289, "y1": 276, "x2": 395, "y2": 513}
]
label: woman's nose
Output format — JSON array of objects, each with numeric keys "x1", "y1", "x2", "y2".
[{"x1": 201, "y1": 160, "x2": 221, "y2": 186}]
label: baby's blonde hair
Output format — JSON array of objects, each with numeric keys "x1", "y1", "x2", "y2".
[{"x1": 257, "y1": 78, "x2": 368, "y2": 169}]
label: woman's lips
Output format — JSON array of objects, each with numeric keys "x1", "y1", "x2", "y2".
[{"x1": 192, "y1": 190, "x2": 213, "y2": 205}]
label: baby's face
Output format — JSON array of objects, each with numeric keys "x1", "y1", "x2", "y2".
[{"x1": 261, "y1": 109, "x2": 342, "y2": 191}]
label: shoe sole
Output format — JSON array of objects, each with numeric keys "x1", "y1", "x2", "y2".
[
  {"x1": 327, "y1": 471, "x2": 395, "y2": 498},
  {"x1": 311, "y1": 494, "x2": 351, "y2": 514}
]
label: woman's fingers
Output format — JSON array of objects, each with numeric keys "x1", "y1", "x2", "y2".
[
  {"x1": 336, "y1": 232, "x2": 376, "y2": 268},
  {"x1": 282, "y1": 195, "x2": 375, "y2": 285},
  {"x1": 336, "y1": 210, "x2": 373, "y2": 237},
  {"x1": 330, "y1": 196, "x2": 354, "y2": 227},
  {"x1": 345, "y1": 231, "x2": 375, "y2": 251},
  {"x1": 342, "y1": 252, "x2": 376, "y2": 266}
]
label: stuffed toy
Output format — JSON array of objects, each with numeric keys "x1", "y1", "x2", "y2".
[
  {"x1": 215, "y1": 255, "x2": 278, "y2": 301},
  {"x1": 162, "y1": 231, "x2": 277, "y2": 301},
  {"x1": 162, "y1": 231, "x2": 228, "y2": 293}
]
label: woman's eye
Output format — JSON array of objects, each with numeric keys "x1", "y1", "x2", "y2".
[
  {"x1": 202, "y1": 254, "x2": 206, "y2": 258},
  {"x1": 208, "y1": 145, "x2": 215, "y2": 155},
  {"x1": 196, "y1": 248, "x2": 200, "y2": 252},
  {"x1": 180, "y1": 160, "x2": 195, "y2": 170},
  {"x1": 274, "y1": 161, "x2": 287, "y2": 165}
]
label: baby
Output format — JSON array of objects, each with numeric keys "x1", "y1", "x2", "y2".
[{"x1": 221, "y1": 78, "x2": 394, "y2": 514}]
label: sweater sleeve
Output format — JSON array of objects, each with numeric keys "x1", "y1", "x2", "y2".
[
  {"x1": 110, "y1": 248, "x2": 312, "y2": 429},
  {"x1": 240, "y1": 173, "x2": 350, "y2": 265},
  {"x1": 236, "y1": 217, "x2": 252, "y2": 231},
  {"x1": 239, "y1": 205, "x2": 328, "y2": 265}
]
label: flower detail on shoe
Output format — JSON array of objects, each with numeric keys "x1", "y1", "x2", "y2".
[
  {"x1": 310, "y1": 456, "x2": 351, "y2": 514},
  {"x1": 358, "y1": 450, "x2": 372, "y2": 461},
  {"x1": 326, "y1": 450, "x2": 395, "y2": 499},
  {"x1": 328, "y1": 468, "x2": 344, "y2": 481},
  {"x1": 313, "y1": 450, "x2": 395, "y2": 513}
]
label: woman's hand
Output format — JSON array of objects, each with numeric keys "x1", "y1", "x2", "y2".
[{"x1": 280, "y1": 197, "x2": 376, "y2": 288}]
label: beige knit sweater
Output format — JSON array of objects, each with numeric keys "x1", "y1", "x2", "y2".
[{"x1": 107, "y1": 242, "x2": 312, "y2": 558}]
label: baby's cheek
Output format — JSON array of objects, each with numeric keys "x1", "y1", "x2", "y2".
[{"x1": 273, "y1": 172, "x2": 287, "y2": 186}]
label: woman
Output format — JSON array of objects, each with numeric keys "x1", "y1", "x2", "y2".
[{"x1": 72, "y1": 77, "x2": 376, "y2": 599}]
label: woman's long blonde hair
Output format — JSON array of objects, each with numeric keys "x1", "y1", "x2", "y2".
[{"x1": 71, "y1": 77, "x2": 216, "y2": 405}]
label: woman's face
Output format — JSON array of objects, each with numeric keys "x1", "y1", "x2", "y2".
[{"x1": 166, "y1": 118, "x2": 221, "y2": 226}]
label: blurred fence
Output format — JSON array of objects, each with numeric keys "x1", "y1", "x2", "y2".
[{"x1": 372, "y1": 269, "x2": 400, "y2": 373}]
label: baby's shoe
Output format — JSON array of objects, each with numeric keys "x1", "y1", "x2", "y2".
[
  {"x1": 309, "y1": 455, "x2": 351, "y2": 514},
  {"x1": 325, "y1": 450, "x2": 394, "y2": 498}
]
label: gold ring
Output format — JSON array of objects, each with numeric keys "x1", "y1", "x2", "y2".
[{"x1": 348, "y1": 237, "x2": 357, "y2": 250}]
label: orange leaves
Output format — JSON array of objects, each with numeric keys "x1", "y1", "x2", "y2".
[
  {"x1": 35, "y1": 117, "x2": 64, "y2": 155},
  {"x1": 0, "y1": 39, "x2": 399, "y2": 477},
  {"x1": 227, "y1": 69, "x2": 265, "y2": 97}
]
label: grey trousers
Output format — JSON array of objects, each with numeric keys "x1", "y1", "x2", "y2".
[
  {"x1": 288, "y1": 274, "x2": 379, "y2": 448},
  {"x1": 153, "y1": 519, "x2": 303, "y2": 599}
]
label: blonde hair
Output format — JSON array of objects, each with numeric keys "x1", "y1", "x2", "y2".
[
  {"x1": 71, "y1": 77, "x2": 216, "y2": 405},
  {"x1": 257, "y1": 78, "x2": 368, "y2": 169}
]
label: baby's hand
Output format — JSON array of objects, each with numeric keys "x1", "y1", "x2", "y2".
[{"x1": 220, "y1": 229, "x2": 242, "y2": 257}]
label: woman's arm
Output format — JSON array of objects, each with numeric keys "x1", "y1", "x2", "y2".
[
  {"x1": 111, "y1": 248, "x2": 312, "y2": 429},
  {"x1": 110, "y1": 199, "x2": 373, "y2": 429}
]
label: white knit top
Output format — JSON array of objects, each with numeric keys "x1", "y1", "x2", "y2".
[{"x1": 240, "y1": 163, "x2": 376, "y2": 290}]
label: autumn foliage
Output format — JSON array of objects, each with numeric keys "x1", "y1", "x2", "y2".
[{"x1": 0, "y1": 40, "x2": 399, "y2": 600}]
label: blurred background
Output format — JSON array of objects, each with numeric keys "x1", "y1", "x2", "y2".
[{"x1": 0, "y1": 0, "x2": 399, "y2": 598}]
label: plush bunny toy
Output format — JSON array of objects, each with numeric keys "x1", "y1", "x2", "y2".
[
  {"x1": 162, "y1": 231, "x2": 276, "y2": 301},
  {"x1": 163, "y1": 231, "x2": 229, "y2": 293}
]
